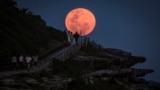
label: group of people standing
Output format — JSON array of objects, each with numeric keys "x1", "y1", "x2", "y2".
[
  {"x1": 11, "y1": 54, "x2": 38, "y2": 72},
  {"x1": 67, "y1": 31, "x2": 80, "y2": 45}
]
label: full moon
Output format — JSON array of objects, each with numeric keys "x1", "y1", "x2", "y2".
[{"x1": 65, "y1": 8, "x2": 96, "y2": 36}]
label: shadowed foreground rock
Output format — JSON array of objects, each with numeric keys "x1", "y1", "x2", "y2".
[{"x1": 0, "y1": 41, "x2": 160, "y2": 90}]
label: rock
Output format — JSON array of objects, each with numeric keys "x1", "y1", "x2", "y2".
[
  {"x1": 62, "y1": 78, "x2": 72, "y2": 83},
  {"x1": 73, "y1": 55, "x2": 110, "y2": 61},
  {"x1": 42, "y1": 77, "x2": 49, "y2": 83},
  {"x1": 41, "y1": 76, "x2": 72, "y2": 90},
  {"x1": 104, "y1": 48, "x2": 132, "y2": 57},
  {"x1": 1, "y1": 78, "x2": 15, "y2": 84},
  {"x1": 83, "y1": 68, "x2": 132, "y2": 78},
  {"x1": 0, "y1": 87, "x2": 17, "y2": 90},
  {"x1": 24, "y1": 77, "x2": 39, "y2": 84},
  {"x1": 131, "y1": 68, "x2": 154, "y2": 77},
  {"x1": 0, "y1": 78, "x2": 31, "y2": 90}
]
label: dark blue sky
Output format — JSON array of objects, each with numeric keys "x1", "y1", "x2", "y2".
[{"x1": 16, "y1": 0, "x2": 160, "y2": 82}]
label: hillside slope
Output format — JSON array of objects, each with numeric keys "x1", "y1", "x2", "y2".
[
  {"x1": 0, "y1": 0, "x2": 67, "y2": 69},
  {"x1": 0, "y1": 0, "x2": 66, "y2": 56}
]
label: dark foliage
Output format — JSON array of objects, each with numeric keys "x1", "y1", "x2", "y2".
[{"x1": 0, "y1": 0, "x2": 67, "y2": 70}]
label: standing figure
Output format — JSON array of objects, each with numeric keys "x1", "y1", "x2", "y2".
[
  {"x1": 19, "y1": 54, "x2": 24, "y2": 69},
  {"x1": 32, "y1": 55, "x2": 38, "y2": 67},
  {"x1": 25, "y1": 55, "x2": 32, "y2": 72},
  {"x1": 67, "y1": 30, "x2": 73, "y2": 45},
  {"x1": 73, "y1": 32, "x2": 80, "y2": 44},
  {"x1": 11, "y1": 55, "x2": 17, "y2": 70},
  {"x1": 69, "y1": 31, "x2": 74, "y2": 44}
]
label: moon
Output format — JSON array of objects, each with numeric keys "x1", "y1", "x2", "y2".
[{"x1": 65, "y1": 8, "x2": 96, "y2": 36}]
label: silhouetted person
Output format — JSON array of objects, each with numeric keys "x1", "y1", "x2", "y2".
[
  {"x1": 73, "y1": 32, "x2": 80, "y2": 44},
  {"x1": 25, "y1": 55, "x2": 32, "y2": 72},
  {"x1": 18, "y1": 54, "x2": 24, "y2": 69},
  {"x1": 69, "y1": 31, "x2": 74, "y2": 44},
  {"x1": 32, "y1": 55, "x2": 38, "y2": 67},
  {"x1": 67, "y1": 30, "x2": 73, "y2": 45}
]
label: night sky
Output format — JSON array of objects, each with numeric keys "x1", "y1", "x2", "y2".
[{"x1": 16, "y1": 0, "x2": 160, "y2": 82}]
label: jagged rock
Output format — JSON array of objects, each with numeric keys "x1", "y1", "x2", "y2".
[
  {"x1": 0, "y1": 87, "x2": 17, "y2": 90},
  {"x1": 42, "y1": 77, "x2": 49, "y2": 83},
  {"x1": 73, "y1": 55, "x2": 111, "y2": 61},
  {"x1": 83, "y1": 68, "x2": 132, "y2": 78},
  {"x1": 104, "y1": 48, "x2": 132, "y2": 57},
  {"x1": 1, "y1": 78, "x2": 15, "y2": 84},
  {"x1": 128, "y1": 56, "x2": 146, "y2": 62},
  {"x1": 0, "y1": 78, "x2": 30, "y2": 90},
  {"x1": 41, "y1": 76, "x2": 72, "y2": 90},
  {"x1": 24, "y1": 77, "x2": 39, "y2": 84},
  {"x1": 83, "y1": 68, "x2": 153, "y2": 81},
  {"x1": 0, "y1": 75, "x2": 73, "y2": 90},
  {"x1": 131, "y1": 68, "x2": 154, "y2": 77},
  {"x1": 71, "y1": 54, "x2": 146, "y2": 70}
]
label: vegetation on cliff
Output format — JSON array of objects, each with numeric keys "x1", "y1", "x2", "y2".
[
  {"x1": 0, "y1": 0, "x2": 68, "y2": 69},
  {"x1": 0, "y1": 0, "x2": 67, "y2": 57}
]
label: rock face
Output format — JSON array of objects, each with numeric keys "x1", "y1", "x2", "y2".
[
  {"x1": 131, "y1": 68, "x2": 154, "y2": 77},
  {"x1": 0, "y1": 43, "x2": 159, "y2": 90},
  {"x1": 73, "y1": 43, "x2": 159, "y2": 90},
  {"x1": 73, "y1": 54, "x2": 153, "y2": 78},
  {"x1": 104, "y1": 48, "x2": 132, "y2": 57},
  {"x1": 0, "y1": 75, "x2": 72, "y2": 90}
]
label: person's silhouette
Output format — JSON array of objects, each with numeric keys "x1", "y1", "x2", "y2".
[{"x1": 73, "y1": 32, "x2": 80, "y2": 44}]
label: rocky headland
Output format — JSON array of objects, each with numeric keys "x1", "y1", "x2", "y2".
[
  {"x1": 0, "y1": 0, "x2": 160, "y2": 90},
  {"x1": 0, "y1": 41, "x2": 160, "y2": 90}
]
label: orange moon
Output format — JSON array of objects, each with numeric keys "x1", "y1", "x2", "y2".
[{"x1": 65, "y1": 8, "x2": 96, "y2": 36}]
